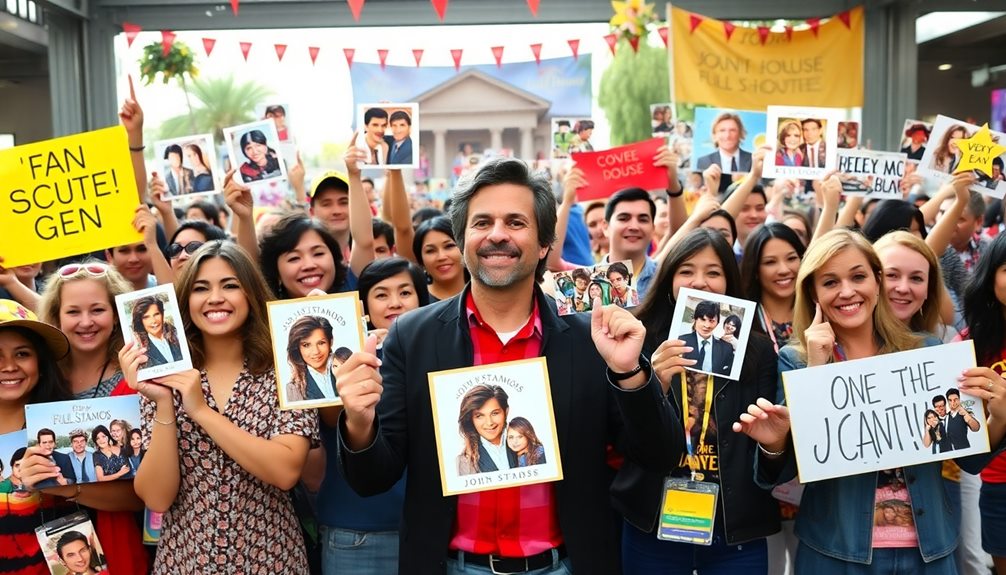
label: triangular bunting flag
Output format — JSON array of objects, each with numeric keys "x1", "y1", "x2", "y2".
[
  {"x1": 239, "y1": 41, "x2": 252, "y2": 61},
  {"x1": 628, "y1": 37, "x2": 639, "y2": 52},
  {"x1": 202, "y1": 37, "x2": 216, "y2": 57},
  {"x1": 689, "y1": 13, "x2": 703, "y2": 34},
  {"x1": 526, "y1": 0, "x2": 539, "y2": 16},
  {"x1": 274, "y1": 44, "x2": 287, "y2": 61},
  {"x1": 723, "y1": 21, "x2": 736, "y2": 41},
  {"x1": 757, "y1": 26, "x2": 770, "y2": 45},
  {"x1": 378, "y1": 49, "x2": 389, "y2": 70},
  {"x1": 567, "y1": 39, "x2": 579, "y2": 60},
  {"x1": 807, "y1": 18, "x2": 821, "y2": 37},
  {"x1": 450, "y1": 48, "x2": 463, "y2": 71},
  {"x1": 603, "y1": 33, "x2": 617, "y2": 56},
  {"x1": 412, "y1": 48, "x2": 424, "y2": 67},
  {"x1": 492, "y1": 46, "x2": 504, "y2": 68},
  {"x1": 347, "y1": 0, "x2": 365, "y2": 21},
  {"x1": 431, "y1": 0, "x2": 448, "y2": 21},
  {"x1": 160, "y1": 31, "x2": 176, "y2": 57},
  {"x1": 122, "y1": 23, "x2": 141, "y2": 48},
  {"x1": 837, "y1": 10, "x2": 852, "y2": 29},
  {"x1": 530, "y1": 43, "x2": 542, "y2": 65},
  {"x1": 229, "y1": 0, "x2": 238, "y2": 15},
  {"x1": 309, "y1": 46, "x2": 321, "y2": 65},
  {"x1": 343, "y1": 48, "x2": 355, "y2": 68},
  {"x1": 784, "y1": 25, "x2": 794, "y2": 41},
  {"x1": 658, "y1": 26, "x2": 669, "y2": 47}
]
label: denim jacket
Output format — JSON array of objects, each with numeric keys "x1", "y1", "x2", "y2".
[{"x1": 772, "y1": 337, "x2": 1003, "y2": 565}]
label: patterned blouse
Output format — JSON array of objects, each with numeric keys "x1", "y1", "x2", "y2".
[{"x1": 141, "y1": 367, "x2": 319, "y2": 574}]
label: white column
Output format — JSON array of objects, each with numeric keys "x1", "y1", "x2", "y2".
[
  {"x1": 489, "y1": 127, "x2": 503, "y2": 152},
  {"x1": 520, "y1": 126, "x2": 534, "y2": 161},
  {"x1": 434, "y1": 129, "x2": 447, "y2": 179}
]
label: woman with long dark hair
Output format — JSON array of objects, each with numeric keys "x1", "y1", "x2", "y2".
[
  {"x1": 131, "y1": 296, "x2": 183, "y2": 368},
  {"x1": 507, "y1": 416, "x2": 546, "y2": 467},
  {"x1": 238, "y1": 129, "x2": 281, "y2": 182},
  {"x1": 455, "y1": 384, "x2": 511, "y2": 476},
  {"x1": 284, "y1": 315, "x2": 338, "y2": 402},
  {"x1": 412, "y1": 216, "x2": 467, "y2": 302},
  {"x1": 740, "y1": 222, "x2": 805, "y2": 352}
]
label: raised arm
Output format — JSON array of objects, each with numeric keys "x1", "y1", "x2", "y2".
[
  {"x1": 345, "y1": 137, "x2": 376, "y2": 277},
  {"x1": 119, "y1": 76, "x2": 147, "y2": 203},
  {"x1": 133, "y1": 205, "x2": 173, "y2": 285},
  {"x1": 149, "y1": 174, "x2": 179, "y2": 241},
  {"x1": 0, "y1": 257, "x2": 40, "y2": 312},
  {"x1": 223, "y1": 169, "x2": 259, "y2": 261},
  {"x1": 835, "y1": 194, "x2": 864, "y2": 229},
  {"x1": 925, "y1": 172, "x2": 976, "y2": 257},
  {"x1": 382, "y1": 170, "x2": 416, "y2": 264},
  {"x1": 548, "y1": 168, "x2": 584, "y2": 271},
  {"x1": 721, "y1": 146, "x2": 769, "y2": 218},
  {"x1": 654, "y1": 194, "x2": 722, "y2": 264},
  {"x1": 811, "y1": 175, "x2": 842, "y2": 245}
]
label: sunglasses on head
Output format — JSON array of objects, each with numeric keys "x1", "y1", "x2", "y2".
[
  {"x1": 167, "y1": 241, "x2": 204, "y2": 259},
  {"x1": 57, "y1": 263, "x2": 110, "y2": 279}
]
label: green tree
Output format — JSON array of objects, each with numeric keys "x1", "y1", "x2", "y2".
[
  {"x1": 156, "y1": 75, "x2": 273, "y2": 143},
  {"x1": 139, "y1": 40, "x2": 200, "y2": 132},
  {"x1": 598, "y1": 40, "x2": 670, "y2": 146}
]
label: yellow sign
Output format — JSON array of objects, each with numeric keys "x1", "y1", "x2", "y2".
[
  {"x1": 671, "y1": 6, "x2": 864, "y2": 109},
  {"x1": 0, "y1": 126, "x2": 142, "y2": 267},
  {"x1": 954, "y1": 123, "x2": 1006, "y2": 177}
]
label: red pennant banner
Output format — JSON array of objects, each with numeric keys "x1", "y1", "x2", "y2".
[
  {"x1": 274, "y1": 44, "x2": 287, "y2": 61},
  {"x1": 229, "y1": 0, "x2": 238, "y2": 15},
  {"x1": 431, "y1": 0, "x2": 448, "y2": 21},
  {"x1": 837, "y1": 10, "x2": 852, "y2": 29},
  {"x1": 343, "y1": 47, "x2": 355, "y2": 68},
  {"x1": 160, "y1": 31, "x2": 175, "y2": 57},
  {"x1": 378, "y1": 49, "x2": 389, "y2": 69},
  {"x1": 603, "y1": 33, "x2": 617, "y2": 56},
  {"x1": 202, "y1": 37, "x2": 216, "y2": 57},
  {"x1": 784, "y1": 25, "x2": 794, "y2": 41},
  {"x1": 122, "y1": 23, "x2": 141, "y2": 47},
  {"x1": 526, "y1": 0, "x2": 539, "y2": 16},
  {"x1": 757, "y1": 26, "x2": 770, "y2": 45},
  {"x1": 492, "y1": 45, "x2": 504, "y2": 68},
  {"x1": 567, "y1": 39, "x2": 579, "y2": 60},
  {"x1": 657, "y1": 26, "x2": 669, "y2": 47},
  {"x1": 530, "y1": 43, "x2": 542, "y2": 65},
  {"x1": 309, "y1": 46, "x2": 321, "y2": 65},
  {"x1": 412, "y1": 48, "x2": 424, "y2": 67},
  {"x1": 723, "y1": 21, "x2": 736, "y2": 41},
  {"x1": 450, "y1": 48, "x2": 463, "y2": 71},
  {"x1": 347, "y1": 0, "x2": 365, "y2": 21},
  {"x1": 571, "y1": 138, "x2": 669, "y2": 201},
  {"x1": 628, "y1": 37, "x2": 639, "y2": 52},
  {"x1": 807, "y1": 17, "x2": 821, "y2": 36},
  {"x1": 239, "y1": 41, "x2": 252, "y2": 61},
  {"x1": 689, "y1": 13, "x2": 703, "y2": 34}
]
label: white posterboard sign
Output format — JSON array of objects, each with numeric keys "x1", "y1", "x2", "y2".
[
  {"x1": 836, "y1": 148, "x2": 908, "y2": 199},
  {"x1": 783, "y1": 340, "x2": 988, "y2": 483}
]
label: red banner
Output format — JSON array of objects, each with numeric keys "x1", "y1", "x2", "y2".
[
  {"x1": 567, "y1": 39, "x2": 579, "y2": 60},
  {"x1": 530, "y1": 43, "x2": 542, "y2": 65},
  {"x1": 413, "y1": 48, "x2": 424, "y2": 66},
  {"x1": 274, "y1": 43, "x2": 287, "y2": 61},
  {"x1": 451, "y1": 48, "x2": 463, "y2": 71},
  {"x1": 160, "y1": 31, "x2": 176, "y2": 57},
  {"x1": 603, "y1": 33, "x2": 617, "y2": 56},
  {"x1": 526, "y1": 0, "x2": 539, "y2": 16},
  {"x1": 229, "y1": 0, "x2": 239, "y2": 15},
  {"x1": 348, "y1": 0, "x2": 365, "y2": 21},
  {"x1": 239, "y1": 41, "x2": 252, "y2": 61},
  {"x1": 492, "y1": 45, "x2": 504, "y2": 67},
  {"x1": 378, "y1": 49, "x2": 389, "y2": 69},
  {"x1": 202, "y1": 37, "x2": 216, "y2": 57},
  {"x1": 431, "y1": 0, "x2": 447, "y2": 21},
  {"x1": 123, "y1": 23, "x2": 141, "y2": 47},
  {"x1": 343, "y1": 48, "x2": 355, "y2": 68},
  {"x1": 571, "y1": 138, "x2": 669, "y2": 201},
  {"x1": 309, "y1": 46, "x2": 321, "y2": 65}
]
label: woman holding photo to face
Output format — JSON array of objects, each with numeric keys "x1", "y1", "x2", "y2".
[
  {"x1": 131, "y1": 296, "x2": 183, "y2": 369},
  {"x1": 285, "y1": 315, "x2": 338, "y2": 402}
]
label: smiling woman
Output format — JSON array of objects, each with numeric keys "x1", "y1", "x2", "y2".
[{"x1": 260, "y1": 213, "x2": 352, "y2": 300}]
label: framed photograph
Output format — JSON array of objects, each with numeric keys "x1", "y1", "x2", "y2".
[
  {"x1": 223, "y1": 119, "x2": 288, "y2": 185},
  {"x1": 35, "y1": 510, "x2": 108, "y2": 575},
  {"x1": 668, "y1": 288, "x2": 756, "y2": 382},
  {"x1": 0, "y1": 430, "x2": 27, "y2": 493},
  {"x1": 918, "y1": 115, "x2": 1006, "y2": 199},
  {"x1": 257, "y1": 103, "x2": 293, "y2": 143},
  {"x1": 550, "y1": 259, "x2": 639, "y2": 316},
  {"x1": 115, "y1": 285, "x2": 193, "y2": 381},
  {"x1": 152, "y1": 134, "x2": 220, "y2": 201},
  {"x1": 762, "y1": 105, "x2": 843, "y2": 180},
  {"x1": 25, "y1": 395, "x2": 143, "y2": 487},
  {"x1": 899, "y1": 119, "x2": 933, "y2": 161},
  {"x1": 355, "y1": 103, "x2": 419, "y2": 169},
  {"x1": 551, "y1": 117, "x2": 594, "y2": 161},
  {"x1": 266, "y1": 292, "x2": 366, "y2": 409},
  {"x1": 429, "y1": 357, "x2": 563, "y2": 496},
  {"x1": 690, "y1": 107, "x2": 767, "y2": 174}
]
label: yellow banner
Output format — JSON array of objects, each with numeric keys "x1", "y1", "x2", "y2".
[
  {"x1": 671, "y1": 6, "x2": 864, "y2": 109},
  {"x1": 0, "y1": 126, "x2": 142, "y2": 267}
]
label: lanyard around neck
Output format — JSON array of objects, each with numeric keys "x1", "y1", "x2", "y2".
[{"x1": 680, "y1": 372, "x2": 716, "y2": 473}]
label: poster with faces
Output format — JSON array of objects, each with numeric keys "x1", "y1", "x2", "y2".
[
  {"x1": 35, "y1": 511, "x2": 108, "y2": 575},
  {"x1": 689, "y1": 107, "x2": 767, "y2": 175},
  {"x1": 115, "y1": 284, "x2": 193, "y2": 381},
  {"x1": 24, "y1": 395, "x2": 142, "y2": 487},
  {"x1": 551, "y1": 117, "x2": 594, "y2": 161},
  {"x1": 918, "y1": 115, "x2": 1006, "y2": 199},
  {"x1": 152, "y1": 134, "x2": 221, "y2": 201},
  {"x1": 355, "y1": 103, "x2": 419, "y2": 169},
  {"x1": 668, "y1": 288, "x2": 757, "y2": 382},
  {"x1": 429, "y1": 357, "x2": 563, "y2": 496},
  {"x1": 266, "y1": 292, "x2": 366, "y2": 410},
  {"x1": 223, "y1": 119, "x2": 289, "y2": 186},
  {"x1": 0, "y1": 430, "x2": 27, "y2": 493},
  {"x1": 549, "y1": 259, "x2": 639, "y2": 316},
  {"x1": 762, "y1": 105, "x2": 843, "y2": 180}
]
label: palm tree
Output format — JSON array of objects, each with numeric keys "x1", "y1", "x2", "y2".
[{"x1": 157, "y1": 75, "x2": 274, "y2": 143}]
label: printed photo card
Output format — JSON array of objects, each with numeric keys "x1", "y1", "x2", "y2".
[
  {"x1": 551, "y1": 117, "x2": 595, "y2": 161},
  {"x1": 668, "y1": 288, "x2": 757, "y2": 382},
  {"x1": 35, "y1": 510, "x2": 108, "y2": 575},
  {"x1": 690, "y1": 107, "x2": 767, "y2": 175},
  {"x1": 0, "y1": 430, "x2": 27, "y2": 494},
  {"x1": 355, "y1": 103, "x2": 419, "y2": 169},
  {"x1": 223, "y1": 119, "x2": 288, "y2": 186},
  {"x1": 918, "y1": 115, "x2": 1006, "y2": 199},
  {"x1": 762, "y1": 105, "x2": 843, "y2": 180},
  {"x1": 152, "y1": 134, "x2": 220, "y2": 201},
  {"x1": 115, "y1": 284, "x2": 193, "y2": 381},
  {"x1": 550, "y1": 259, "x2": 639, "y2": 316}
]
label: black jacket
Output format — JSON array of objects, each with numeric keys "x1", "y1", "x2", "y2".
[{"x1": 337, "y1": 286, "x2": 682, "y2": 574}]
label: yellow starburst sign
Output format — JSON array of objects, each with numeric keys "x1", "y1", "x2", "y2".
[{"x1": 954, "y1": 123, "x2": 1006, "y2": 177}]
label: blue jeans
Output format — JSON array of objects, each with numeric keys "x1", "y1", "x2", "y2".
[
  {"x1": 621, "y1": 520, "x2": 768, "y2": 574},
  {"x1": 447, "y1": 549, "x2": 571, "y2": 574},
  {"x1": 795, "y1": 542, "x2": 958, "y2": 574},
  {"x1": 320, "y1": 526, "x2": 399, "y2": 575}
]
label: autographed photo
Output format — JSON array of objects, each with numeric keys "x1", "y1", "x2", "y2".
[
  {"x1": 918, "y1": 115, "x2": 1006, "y2": 198},
  {"x1": 25, "y1": 395, "x2": 142, "y2": 487},
  {"x1": 267, "y1": 292, "x2": 366, "y2": 409},
  {"x1": 152, "y1": 134, "x2": 220, "y2": 201},
  {"x1": 355, "y1": 103, "x2": 419, "y2": 169},
  {"x1": 668, "y1": 288, "x2": 756, "y2": 382},
  {"x1": 115, "y1": 284, "x2": 192, "y2": 381},
  {"x1": 0, "y1": 430, "x2": 27, "y2": 493},
  {"x1": 223, "y1": 119, "x2": 288, "y2": 185},
  {"x1": 35, "y1": 511, "x2": 108, "y2": 575},
  {"x1": 551, "y1": 117, "x2": 594, "y2": 160},
  {"x1": 690, "y1": 107, "x2": 767, "y2": 174},
  {"x1": 551, "y1": 259, "x2": 639, "y2": 315},
  {"x1": 763, "y1": 105, "x2": 842, "y2": 180},
  {"x1": 429, "y1": 357, "x2": 563, "y2": 496}
]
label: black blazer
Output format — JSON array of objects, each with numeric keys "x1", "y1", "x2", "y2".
[
  {"x1": 37, "y1": 450, "x2": 76, "y2": 488},
  {"x1": 695, "y1": 149, "x2": 752, "y2": 172},
  {"x1": 947, "y1": 412, "x2": 978, "y2": 450},
  {"x1": 144, "y1": 337, "x2": 182, "y2": 368},
  {"x1": 679, "y1": 332, "x2": 734, "y2": 376},
  {"x1": 337, "y1": 287, "x2": 681, "y2": 574},
  {"x1": 304, "y1": 370, "x2": 337, "y2": 401}
]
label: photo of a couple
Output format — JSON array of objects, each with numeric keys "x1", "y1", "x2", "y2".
[{"x1": 456, "y1": 384, "x2": 546, "y2": 476}]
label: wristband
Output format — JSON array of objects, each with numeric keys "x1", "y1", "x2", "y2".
[
  {"x1": 152, "y1": 416, "x2": 176, "y2": 426},
  {"x1": 667, "y1": 182, "x2": 684, "y2": 198},
  {"x1": 129, "y1": 145, "x2": 145, "y2": 152},
  {"x1": 758, "y1": 443, "x2": 785, "y2": 457},
  {"x1": 608, "y1": 356, "x2": 650, "y2": 381}
]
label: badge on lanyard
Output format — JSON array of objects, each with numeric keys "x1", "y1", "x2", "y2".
[
  {"x1": 34, "y1": 510, "x2": 109, "y2": 575},
  {"x1": 143, "y1": 509, "x2": 163, "y2": 545}
]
